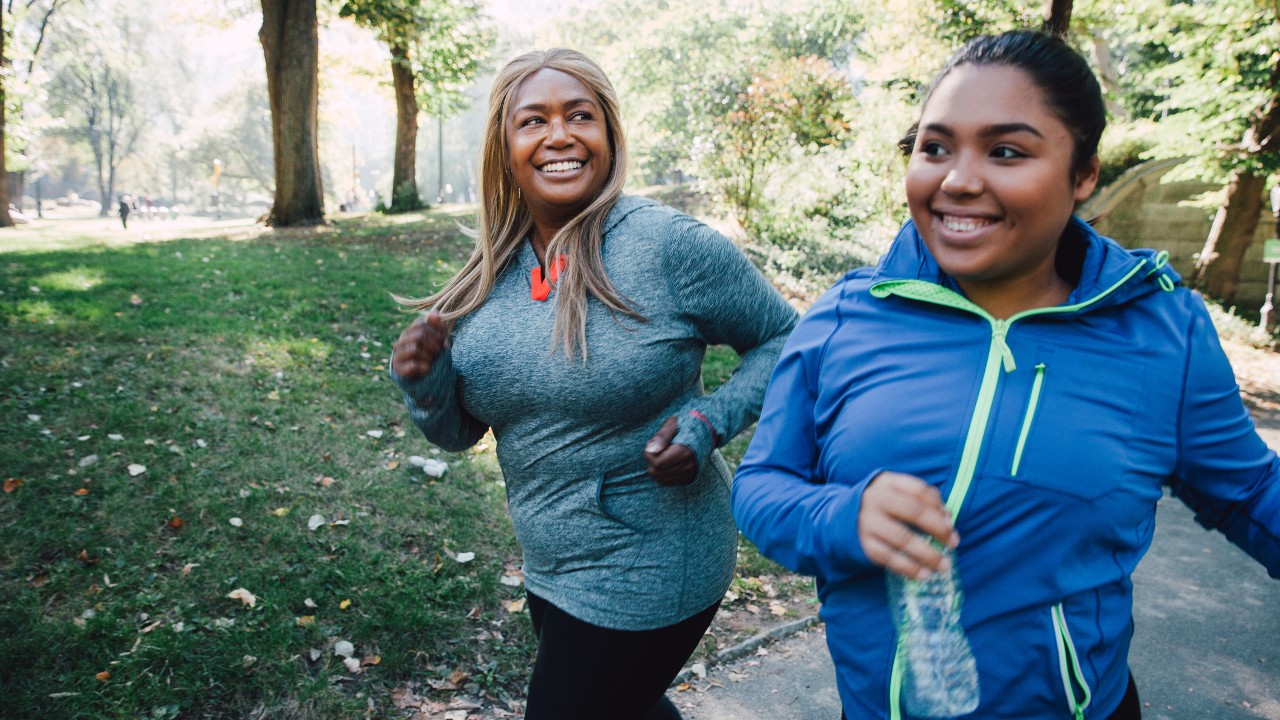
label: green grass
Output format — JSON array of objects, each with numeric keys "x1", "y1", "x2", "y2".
[{"x1": 0, "y1": 211, "x2": 791, "y2": 719}]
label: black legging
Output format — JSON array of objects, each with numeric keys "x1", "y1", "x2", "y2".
[
  {"x1": 523, "y1": 590, "x2": 720, "y2": 720},
  {"x1": 840, "y1": 673, "x2": 1141, "y2": 719}
]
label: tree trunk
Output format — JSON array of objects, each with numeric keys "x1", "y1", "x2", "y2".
[
  {"x1": 0, "y1": 10, "x2": 14, "y2": 228},
  {"x1": 390, "y1": 39, "x2": 420, "y2": 210},
  {"x1": 1043, "y1": 0, "x2": 1072, "y2": 37},
  {"x1": 1194, "y1": 172, "x2": 1266, "y2": 303},
  {"x1": 1193, "y1": 62, "x2": 1280, "y2": 302},
  {"x1": 259, "y1": 0, "x2": 325, "y2": 227}
]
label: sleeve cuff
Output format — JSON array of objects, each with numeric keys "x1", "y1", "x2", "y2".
[
  {"x1": 389, "y1": 347, "x2": 455, "y2": 410},
  {"x1": 672, "y1": 410, "x2": 717, "y2": 469}
]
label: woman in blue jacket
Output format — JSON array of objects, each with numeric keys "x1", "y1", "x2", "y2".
[{"x1": 732, "y1": 30, "x2": 1280, "y2": 720}]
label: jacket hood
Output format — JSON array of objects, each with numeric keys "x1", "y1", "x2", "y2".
[{"x1": 871, "y1": 216, "x2": 1180, "y2": 314}]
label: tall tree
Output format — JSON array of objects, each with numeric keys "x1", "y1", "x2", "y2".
[
  {"x1": 259, "y1": 0, "x2": 324, "y2": 226},
  {"x1": 338, "y1": 0, "x2": 491, "y2": 212},
  {"x1": 1, "y1": 8, "x2": 11, "y2": 226},
  {"x1": 44, "y1": 9, "x2": 149, "y2": 217},
  {"x1": 1043, "y1": 0, "x2": 1072, "y2": 36}
]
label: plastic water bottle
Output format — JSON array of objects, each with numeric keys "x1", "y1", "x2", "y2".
[{"x1": 887, "y1": 547, "x2": 980, "y2": 717}]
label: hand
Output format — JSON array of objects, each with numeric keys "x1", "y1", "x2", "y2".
[
  {"x1": 644, "y1": 416, "x2": 698, "y2": 486},
  {"x1": 858, "y1": 471, "x2": 960, "y2": 579},
  {"x1": 391, "y1": 311, "x2": 451, "y2": 381}
]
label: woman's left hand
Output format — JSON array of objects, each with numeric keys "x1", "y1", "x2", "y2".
[{"x1": 644, "y1": 416, "x2": 698, "y2": 486}]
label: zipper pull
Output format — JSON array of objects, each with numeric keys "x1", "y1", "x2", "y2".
[{"x1": 991, "y1": 321, "x2": 1016, "y2": 373}]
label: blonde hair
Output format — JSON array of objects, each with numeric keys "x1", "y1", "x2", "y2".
[{"x1": 395, "y1": 48, "x2": 640, "y2": 360}]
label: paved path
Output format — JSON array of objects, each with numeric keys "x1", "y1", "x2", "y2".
[{"x1": 673, "y1": 418, "x2": 1280, "y2": 719}]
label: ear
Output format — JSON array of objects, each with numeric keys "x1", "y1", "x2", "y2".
[{"x1": 1073, "y1": 154, "x2": 1101, "y2": 203}]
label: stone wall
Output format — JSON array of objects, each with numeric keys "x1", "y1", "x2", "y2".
[{"x1": 1088, "y1": 166, "x2": 1278, "y2": 316}]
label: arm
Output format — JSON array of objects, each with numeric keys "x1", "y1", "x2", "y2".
[
  {"x1": 730, "y1": 283, "x2": 875, "y2": 580},
  {"x1": 1169, "y1": 293, "x2": 1280, "y2": 578},
  {"x1": 390, "y1": 314, "x2": 488, "y2": 453},
  {"x1": 660, "y1": 214, "x2": 799, "y2": 465}
]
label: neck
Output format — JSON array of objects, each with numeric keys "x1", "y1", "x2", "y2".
[{"x1": 959, "y1": 272, "x2": 1074, "y2": 320}]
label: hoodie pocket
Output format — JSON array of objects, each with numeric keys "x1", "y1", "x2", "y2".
[{"x1": 508, "y1": 470, "x2": 643, "y2": 578}]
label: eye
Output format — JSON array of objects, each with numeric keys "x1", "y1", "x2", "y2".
[
  {"x1": 570, "y1": 110, "x2": 594, "y2": 122},
  {"x1": 919, "y1": 140, "x2": 948, "y2": 157},
  {"x1": 991, "y1": 145, "x2": 1025, "y2": 160},
  {"x1": 519, "y1": 116, "x2": 545, "y2": 127}
]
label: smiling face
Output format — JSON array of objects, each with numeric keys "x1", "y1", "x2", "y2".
[
  {"x1": 905, "y1": 63, "x2": 1099, "y2": 317},
  {"x1": 505, "y1": 68, "x2": 613, "y2": 243}
]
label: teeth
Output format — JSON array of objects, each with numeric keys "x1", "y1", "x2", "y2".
[
  {"x1": 942, "y1": 215, "x2": 994, "y2": 232},
  {"x1": 540, "y1": 161, "x2": 583, "y2": 173}
]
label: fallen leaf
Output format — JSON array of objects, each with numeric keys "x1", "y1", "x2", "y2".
[
  {"x1": 756, "y1": 647, "x2": 770, "y2": 656},
  {"x1": 455, "y1": 552, "x2": 475, "y2": 563},
  {"x1": 466, "y1": 607, "x2": 482, "y2": 620},
  {"x1": 140, "y1": 620, "x2": 163, "y2": 633},
  {"x1": 408, "y1": 456, "x2": 427, "y2": 467},
  {"x1": 168, "y1": 516, "x2": 184, "y2": 530},
  {"x1": 383, "y1": 460, "x2": 399, "y2": 470},
  {"x1": 361, "y1": 654, "x2": 381, "y2": 666},
  {"x1": 769, "y1": 602, "x2": 787, "y2": 616},
  {"x1": 271, "y1": 507, "x2": 290, "y2": 517},
  {"x1": 391, "y1": 686, "x2": 422, "y2": 709},
  {"x1": 499, "y1": 574, "x2": 523, "y2": 587},
  {"x1": 307, "y1": 514, "x2": 326, "y2": 531},
  {"x1": 339, "y1": 599, "x2": 352, "y2": 610},
  {"x1": 421, "y1": 459, "x2": 448, "y2": 477},
  {"x1": 227, "y1": 588, "x2": 257, "y2": 607},
  {"x1": 745, "y1": 603, "x2": 760, "y2": 614},
  {"x1": 296, "y1": 616, "x2": 315, "y2": 626},
  {"x1": 315, "y1": 476, "x2": 335, "y2": 487},
  {"x1": 3, "y1": 478, "x2": 21, "y2": 493},
  {"x1": 675, "y1": 682, "x2": 692, "y2": 692},
  {"x1": 78, "y1": 455, "x2": 99, "y2": 468},
  {"x1": 95, "y1": 671, "x2": 111, "y2": 682},
  {"x1": 108, "y1": 433, "x2": 123, "y2": 441},
  {"x1": 365, "y1": 430, "x2": 383, "y2": 439},
  {"x1": 74, "y1": 487, "x2": 90, "y2": 496},
  {"x1": 181, "y1": 563, "x2": 199, "y2": 576},
  {"x1": 31, "y1": 574, "x2": 49, "y2": 587},
  {"x1": 228, "y1": 517, "x2": 243, "y2": 527},
  {"x1": 304, "y1": 597, "x2": 318, "y2": 609},
  {"x1": 691, "y1": 662, "x2": 707, "y2": 678},
  {"x1": 333, "y1": 640, "x2": 355, "y2": 658},
  {"x1": 127, "y1": 464, "x2": 146, "y2": 477},
  {"x1": 130, "y1": 294, "x2": 143, "y2": 306},
  {"x1": 444, "y1": 711, "x2": 467, "y2": 720},
  {"x1": 728, "y1": 671, "x2": 746, "y2": 682},
  {"x1": 504, "y1": 598, "x2": 525, "y2": 613}
]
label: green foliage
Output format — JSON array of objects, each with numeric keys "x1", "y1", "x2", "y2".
[
  {"x1": 382, "y1": 180, "x2": 427, "y2": 213},
  {"x1": 1096, "y1": 119, "x2": 1159, "y2": 189},
  {"x1": 1101, "y1": 0, "x2": 1280, "y2": 183},
  {"x1": 338, "y1": 0, "x2": 495, "y2": 118}
]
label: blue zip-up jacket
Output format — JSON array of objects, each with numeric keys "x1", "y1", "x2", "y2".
[{"x1": 732, "y1": 217, "x2": 1280, "y2": 719}]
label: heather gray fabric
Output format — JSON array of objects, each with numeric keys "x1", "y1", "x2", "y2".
[{"x1": 392, "y1": 195, "x2": 797, "y2": 630}]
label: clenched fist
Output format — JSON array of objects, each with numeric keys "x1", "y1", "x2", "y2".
[{"x1": 392, "y1": 311, "x2": 451, "y2": 381}]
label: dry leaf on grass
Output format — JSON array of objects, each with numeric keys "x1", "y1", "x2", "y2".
[
  {"x1": 3, "y1": 478, "x2": 21, "y2": 493},
  {"x1": 227, "y1": 588, "x2": 257, "y2": 607},
  {"x1": 127, "y1": 464, "x2": 146, "y2": 477},
  {"x1": 307, "y1": 514, "x2": 326, "y2": 531}
]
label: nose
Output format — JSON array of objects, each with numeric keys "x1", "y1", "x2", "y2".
[
  {"x1": 940, "y1": 157, "x2": 983, "y2": 197},
  {"x1": 545, "y1": 117, "x2": 573, "y2": 147}
]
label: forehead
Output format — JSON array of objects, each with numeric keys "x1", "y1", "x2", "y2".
[
  {"x1": 920, "y1": 64, "x2": 1061, "y2": 131},
  {"x1": 509, "y1": 68, "x2": 597, "y2": 112}
]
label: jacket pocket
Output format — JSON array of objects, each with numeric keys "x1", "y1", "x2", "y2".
[
  {"x1": 1051, "y1": 603, "x2": 1093, "y2": 720},
  {"x1": 1010, "y1": 363, "x2": 1046, "y2": 476}
]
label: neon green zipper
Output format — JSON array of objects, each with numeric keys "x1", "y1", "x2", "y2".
[
  {"x1": 1052, "y1": 603, "x2": 1092, "y2": 720},
  {"x1": 1011, "y1": 363, "x2": 1046, "y2": 476},
  {"x1": 872, "y1": 261, "x2": 1146, "y2": 720}
]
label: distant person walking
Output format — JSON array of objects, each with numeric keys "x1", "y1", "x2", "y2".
[{"x1": 118, "y1": 195, "x2": 131, "y2": 229}]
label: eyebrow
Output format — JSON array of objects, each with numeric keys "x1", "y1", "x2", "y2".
[
  {"x1": 512, "y1": 97, "x2": 598, "y2": 115},
  {"x1": 922, "y1": 122, "x2": 1045, "y2": 139}
]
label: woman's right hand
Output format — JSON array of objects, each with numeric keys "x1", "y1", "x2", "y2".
[
  {"x1": 392, "y1": 311, "x2": 451, "y2": 381},
  {"x1": 859, "y1": 471, "x2": 960, "y2": 580}
]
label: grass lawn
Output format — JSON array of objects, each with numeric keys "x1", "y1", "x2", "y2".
[{"x1": 0, "y1": 210, "x2": 797, "y2": 719}]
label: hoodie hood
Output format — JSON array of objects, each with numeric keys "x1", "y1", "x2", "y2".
[{"x1": 871, "y1": 215, "x2": 1180, "y2": 315}]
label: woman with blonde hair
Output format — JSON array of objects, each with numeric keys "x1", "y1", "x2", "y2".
[{"x1": 390, "y1": 48, "x2": 796, "y2": 719}]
